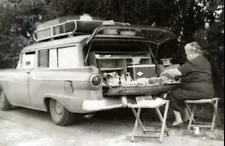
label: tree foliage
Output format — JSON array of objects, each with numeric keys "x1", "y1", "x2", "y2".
[{"x1": 0, "y1": 0, "x2": 224, "y2": 89}]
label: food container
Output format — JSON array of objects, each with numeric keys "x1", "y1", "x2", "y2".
[{"x1": 127, "y1": 64, "x2": 157, "y2": 80}]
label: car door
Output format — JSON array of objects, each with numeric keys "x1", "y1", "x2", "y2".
[{"x1": 7, "y1": 51, "x2": 36, "y2": 107}]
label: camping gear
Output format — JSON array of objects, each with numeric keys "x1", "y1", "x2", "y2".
[{"x1": 127, "y1": 64, "x2": 157, "y2": 80}]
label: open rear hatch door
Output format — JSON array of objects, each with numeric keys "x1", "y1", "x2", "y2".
[
  {"x1": 85, "y1": 25, "x2": 176, "y2": 46},
  {"x1": 85, "y1": 25, "x2": 178, "y2": 96}
]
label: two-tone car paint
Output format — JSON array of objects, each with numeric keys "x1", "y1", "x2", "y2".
[{"x1": 0, "y1": 35, "x2": 105, "y2": 113}]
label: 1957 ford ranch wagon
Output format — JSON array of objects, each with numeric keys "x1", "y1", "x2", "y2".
[{"x1": 0, "y1": 15, "x2": 177, "y2": 126}]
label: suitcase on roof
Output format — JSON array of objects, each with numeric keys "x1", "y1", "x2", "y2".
[{"x1": 34, "y1": 15, "x2": 104, "y2": 42}]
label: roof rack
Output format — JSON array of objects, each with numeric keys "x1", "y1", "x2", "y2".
[
  {"x1": 33, "y1": 20, "x2": 79, "y2": 42},
  {"x1": 33, "y1": 17, "x2": 129, "y2": 42}
]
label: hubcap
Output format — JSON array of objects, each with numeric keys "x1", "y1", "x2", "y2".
[{"x1": 54, "y1": 101, "x2": 63, "y2": 115}]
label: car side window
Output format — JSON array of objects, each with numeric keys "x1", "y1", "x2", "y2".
[
  {"x1": 21, "y1": 51, "x2": 36, "y2": 69},
  {"x1": 38, "y1": 49, "x2": 49, "y2": 68},
  {"x1": 38, "y1": 49, "x2": 58, "y2": 68},
  {"x1": 37, "y1": 45, "x2": 81, "y2": 68},
  {"x1": 58, "y1": 46, "x2": 83, "y2": 68}
]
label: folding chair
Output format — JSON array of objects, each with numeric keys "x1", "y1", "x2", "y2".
[
  {"x1": 128, "y1": 99, "x2": 170, "y2": 143},
  {"x1": 185, "y1": 97, "x2": 221, "y2": 131}
]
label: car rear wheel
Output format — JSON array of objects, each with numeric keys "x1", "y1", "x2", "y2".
[
  {"x1": 49, "y1": 99, "x2": 74, "y2": 126},
  {"x1": 0, "y1": 90, "x2": 12, "y2": 111}
]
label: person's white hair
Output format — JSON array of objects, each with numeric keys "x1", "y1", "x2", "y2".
[{"x1": 185, "y1": 42, "x2": 203, "y2": 55}]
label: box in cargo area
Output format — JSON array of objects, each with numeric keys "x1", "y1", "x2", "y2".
[{"x1": 127, "y1": 64, "x2": 157, "y2": 80}]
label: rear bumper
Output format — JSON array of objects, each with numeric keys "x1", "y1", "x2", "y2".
[
  {"x1": 45, "y1": 93, "x2": 128, "y2": 113},
  {"x1": 82, "y1": 96, "x2": 128, "y2": 112}
]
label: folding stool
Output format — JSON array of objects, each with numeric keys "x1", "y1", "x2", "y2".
[
  {"x1": 185, "y1": 97, "x2": 220, "y2": 131},
  {"x1": 128, "y1": 99, "x2": 170, "y2": 143}
]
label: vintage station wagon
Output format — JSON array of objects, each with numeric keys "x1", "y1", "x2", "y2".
[{"x1": 0, "y1": 16, "x2": 177, "y2": 126}]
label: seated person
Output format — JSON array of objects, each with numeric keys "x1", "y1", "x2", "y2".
[{"x1": 160, "y1": 41, "x2": 214, "y2": 126}]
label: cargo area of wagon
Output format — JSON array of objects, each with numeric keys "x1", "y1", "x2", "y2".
[
  {"x1": 85, "y1": 44, "x2": 177, "y2": 96},
  {"x1": 83, "y1": 25, "x2": 180, "y2": 96}
]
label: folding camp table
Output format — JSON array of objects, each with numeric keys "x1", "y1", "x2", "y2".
[
  {"x1": 127, "y1": 97, "x2": 170, "y2": 143},
  {"x1": 104, "y1": 83, "x2": 179, "y2": 142}
]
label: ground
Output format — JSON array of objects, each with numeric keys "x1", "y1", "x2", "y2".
[{"x1": 0, "y1": 107, "x2": 224, "y2": 146}]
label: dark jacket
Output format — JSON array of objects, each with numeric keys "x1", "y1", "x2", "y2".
[{"x1": 178, "y1": 55, "x2": 214, "y2": 99}]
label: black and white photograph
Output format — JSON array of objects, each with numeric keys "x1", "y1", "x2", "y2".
[{"x1": 0, "y1": 0, "x2": 224, "y2": 146}]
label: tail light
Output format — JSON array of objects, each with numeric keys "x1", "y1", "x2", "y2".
[{"x1": 89, "y1": 73, "x2": 102, "y2": 88}]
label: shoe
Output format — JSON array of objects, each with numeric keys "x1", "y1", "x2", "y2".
[
  {"x1": 172, "y1": 121, "x2": 183, "y2": 127},
  {"x1": 163, "y1": 93, "x2": 168, "y2": 99}
]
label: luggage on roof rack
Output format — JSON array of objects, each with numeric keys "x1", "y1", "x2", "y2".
[{"x1": 33, "y1": 15, "x2": 129, "y2": 42}]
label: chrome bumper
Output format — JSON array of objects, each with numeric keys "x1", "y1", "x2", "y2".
[{"x1": 82, "y1": 96, "x2": 128, "y2": 112}]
